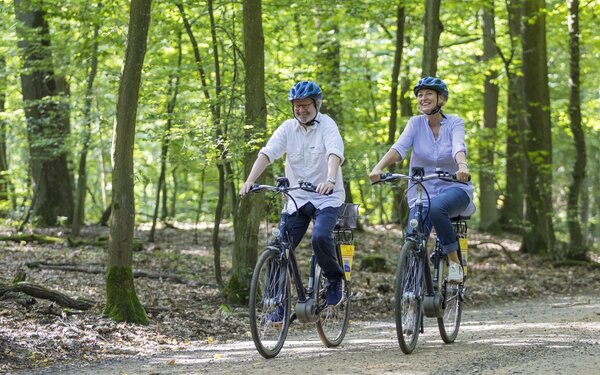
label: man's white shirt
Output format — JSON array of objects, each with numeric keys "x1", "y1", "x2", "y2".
[{"x1": 259, "y1": 112, "x2": 345, "y2": 214}]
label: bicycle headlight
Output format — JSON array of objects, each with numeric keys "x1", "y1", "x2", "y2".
[
  {"x1": 272, "y1": 228, "x2": 280, "y2": 237},
  {"x1": 409, "y1": 219, "x2": 418, "y2": 229}
]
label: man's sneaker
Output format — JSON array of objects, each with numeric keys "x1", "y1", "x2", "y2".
[
  {"x1": 448, "y1": 261, "x2": 464, "y2": 284},
  {"x1": 326, "y1": 278, "x2": 344, "y2": 306},
  {"x1": 267, "y1": 305, "x2": 284, "y2": 324}
]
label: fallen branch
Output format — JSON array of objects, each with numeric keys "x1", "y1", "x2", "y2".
[
  {"x1": 67, "y1": 236, "x2": 143, "y2": 251},
  {"x1": 472, "y1": 240, "x2": 520, "y2": 266},
  {"x1": 0, "y1": 233, "x2": 63, "y2": 244},
  {"x1": 25, "y1": 261, "x2": 208, "y2": 286},
  {"x1": 0, "y1": 282, "x2": 95, "y2": 310}
]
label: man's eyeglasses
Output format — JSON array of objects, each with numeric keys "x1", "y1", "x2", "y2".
[{"x1": 293, "y1": 103, "x2": 313, "y2": 110}]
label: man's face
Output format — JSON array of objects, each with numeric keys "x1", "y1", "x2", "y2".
[{"x1": 292, "y1": 99, "x2": 317, "y2": 124}]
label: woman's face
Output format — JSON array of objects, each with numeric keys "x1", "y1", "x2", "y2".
[
  {"x1": 416, "y1": 89, "x2": 443, "y2": 113},
  {"x1": 292, "y1": 99, "x2": 318, "y2": 124}
]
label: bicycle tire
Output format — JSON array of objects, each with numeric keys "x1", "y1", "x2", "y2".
[
  {"x1": 249, "y1": 248, "x2": 291, "y2": 358},
  {"x1": 315, "y1": 265, "x2": 351, "y2": 347},
  {"x1": 437, "y1": 258, "x2": 463, "y2": 343},
  {"x1": 394, "y1": 240, "x2": 422, "y2": 354}
]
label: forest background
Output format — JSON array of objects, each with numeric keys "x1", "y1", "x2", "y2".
[{"x1": 0, "y1": 0, "x2": 599, "y2": 321}]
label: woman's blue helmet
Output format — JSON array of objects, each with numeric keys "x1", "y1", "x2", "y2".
[
  {"x1": 288, "y1": 80, "x2": 323, "y2": 101},
  {"x1": 413, "y1": 76, "x2": 449, "y2": 100}
]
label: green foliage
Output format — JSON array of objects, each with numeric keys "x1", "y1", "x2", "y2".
[{"x1": 0, "y1": 0, "x2": 598, "y2": 244}]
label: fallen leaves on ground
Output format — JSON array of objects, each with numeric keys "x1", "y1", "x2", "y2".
[{"x1": 1, "y1": 223, "x2": 598, "y2": 373}]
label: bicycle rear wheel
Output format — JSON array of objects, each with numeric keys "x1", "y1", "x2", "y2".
[
  {"x1": 437, "y1": 259, "x2": 463, "y2": 343},
  {"x1": 315, "y1": 265, "x2": 350, "y2": 347},
  {"x1": 249, "y1": 248, "x2": 291, "y2": 358},
  {"x1": 394, "y1": 240, "x2": 422, "y2": 354}
]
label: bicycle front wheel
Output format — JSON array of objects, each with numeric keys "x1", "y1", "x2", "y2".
[
  {"x1": 437, "y1": 259, "x2": 463, "y2": 343},
  {"x1": 394, "y1": 240, "x2": 422, "y2": 354},
  {"x1": 315, "y1": 265, "x2": 351, "y2": 347},
  {"x1": 249, "y1": 248, "x2": 291, "y2": 358}
]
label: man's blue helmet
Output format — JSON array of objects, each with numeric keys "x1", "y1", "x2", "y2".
[
  {"x1": 288, "y1": 80, "x2": 323, "y2": 101},
  {"x1": 413, "y1": 76, "x2": 449, "y2": 100}
]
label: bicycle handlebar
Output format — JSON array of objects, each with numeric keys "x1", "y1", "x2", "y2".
[
  {"x1": 249, "y1": 180, "x2": 318, "y2": 194},
  {"x1": 373, "y1": 170, "x2": 470, "y2": 185},
  {"x1": 248, "y1": 179, "x2": 323, "y2": 214}
]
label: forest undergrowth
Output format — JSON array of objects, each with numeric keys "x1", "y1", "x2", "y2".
[{"x1": 1, "y1": 222, "x2": 599, "y2": 373}]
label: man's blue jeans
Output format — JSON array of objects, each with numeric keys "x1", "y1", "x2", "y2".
[
  {"x1": 280, "y1": 202, "x2": 344, "y2": 281},
  {"x1": 407, "y1": 187, "x2": 470, "y2": 255}
]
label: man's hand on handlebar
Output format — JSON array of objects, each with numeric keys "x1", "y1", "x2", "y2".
[
  {"x1": 239, "y1": 181, "x2": 255, "y2": 197},
  {"x1": 368, "y1": 168, "x2": 384, "y2": 184},
  {"x1": 316, "y1": 181, "x2": 335, "y2": 195}
]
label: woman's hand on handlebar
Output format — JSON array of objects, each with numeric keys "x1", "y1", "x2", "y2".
[{"x1": 456, "y1": 164, "x2": 470, "y2": 183}]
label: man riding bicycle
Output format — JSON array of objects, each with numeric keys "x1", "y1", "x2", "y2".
[
  {"x1": 240, "y1": 80, "x2": 346, "y2": 313},
  {"x1": 369, "y1": 76, "x2": 475, "y2": 283}
]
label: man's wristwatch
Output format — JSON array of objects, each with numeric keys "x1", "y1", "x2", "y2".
[{"x1": 327, "y1": 178, "x2": 336, "y2": 185}]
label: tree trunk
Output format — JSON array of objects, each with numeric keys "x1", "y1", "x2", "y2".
[
  {"x1": 422, "y1": 0, "x2": 442, "y2": 77},
  {"x1": 207, "y1": 0, "x2": 227, "y2": 287},
  {"x1": 0, "y1": 56, "x2": 11, "y2": 212},
  {"x1": 499, "y1": 0, "x2": 525, "y2": 234},
  {"x1": 229, "y1": 0, "x2": 266, "y2": 304},
  {"x1": 478, "y1": 1, "x2": 500, "y2": 233},
  {"x1": 388, "y1": 5, "x2": 405, "y2": 146},
  {"x1": 316, "y1": 12, "x2": 341, "y2": 123},
  {"x1": 178, "y1": 1, "x2": 231, "y2": 287},
  {"x1": 104, "y1": 0, "x2": 152, "y2": 324},
  {"x1": 520, "y1": 0, "x2": 555, "y2": 255},
  {"x1": 565, "y1": 0, "x2": 587, "y2": 260},
  {"x1": 389, "y1": 6, "x2": 408, "y2": 225},
  {"x1": 72, "y1": 19, "x2": 100, "y2": 237},
  {"x1": 149, "y1": 36, "x2": 181, "y2": 243},
  {"x1": 14, "y1": 0, "x2": 74, "y2": 226}
]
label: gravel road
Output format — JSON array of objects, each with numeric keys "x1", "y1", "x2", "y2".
[{"x1": 19, "y1": 294, "x2": 600, "y2": 375}]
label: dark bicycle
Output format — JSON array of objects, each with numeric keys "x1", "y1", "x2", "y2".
[
  {"x1": 374, "y1": 167, "x2": 469, "y2": 354},
  {"x1": 247, "y1": 178, "x2": 358, "y2": 358}
]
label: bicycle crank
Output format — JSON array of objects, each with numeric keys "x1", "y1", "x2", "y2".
[{"x1": 295, "y1": 298, "x2": 318, "y2": 322}]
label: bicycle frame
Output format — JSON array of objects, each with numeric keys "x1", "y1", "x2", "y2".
[
  {"x1": 409, "y1": 181, "x2": 445, "y2": 319},
  {"x1": 277, "y1": 213, "x2": 349, "y2": 323}
]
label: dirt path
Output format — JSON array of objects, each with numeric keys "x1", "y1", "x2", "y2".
[{"x1": 19, "y1": 294, "x2": 600, "y2": 375}]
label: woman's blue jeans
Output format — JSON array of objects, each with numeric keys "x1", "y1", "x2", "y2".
[
  {"x1": 280, "y1": 202, "x2": 345, "y2": 281},
  {"x1": 407, "y1": 187, "x2": 470, "y2": 255}
]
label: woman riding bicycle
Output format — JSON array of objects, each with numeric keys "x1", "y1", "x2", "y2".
[
  {"x1": 240, "y1": 80, "x2": 346, "y2": 309},
  {"x1": 369, "y1": 76, "x2": 475, "y2": 283}
]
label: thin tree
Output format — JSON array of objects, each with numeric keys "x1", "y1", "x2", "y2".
[
  {"x1": 565, "y1": 0, "x2": 587, "y2": 260},
  {"x1": 478, "y1": 0, "x2": 500, "y2": 233},
  {"x1": 228, "y1": 0, "x2": 266, "y2": 304},
  {"x1": 177, "y1": 1, "x2": 234, "y2": 287},
  {"x1": 497, "y1": 0, "x2": 526, "y2": 234},
  {"x1": 72, "y1": 11, "x2": 100, "y2": 237},
  {"x1": 104, "y1": 0, "x2": 152, "y2": 324},
  {"x1": 149, "y1": 34, "x2": 182, "y2": 243},
  {"x1": 520, "y1": 0, "x2": 555, "y2": 255},
  {"x1": 0, "y1": 56, "x2": 11, "y2": 212},
  {"x1": 388, "y1": 5, "x2": 407, "y2": 224}
]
